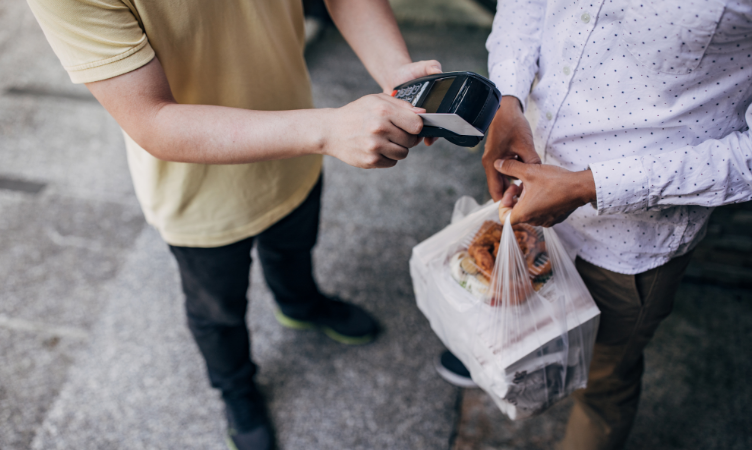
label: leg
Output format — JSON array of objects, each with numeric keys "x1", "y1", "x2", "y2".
[
  {"x1": 560, "y1": 252, "x2": 694, "y2": 450},
  {"x1": 169, "y1": 237, "x2": 257, "y2": 397},
  {"x1": 256, "y1": 176, "x2": 378, "y2": 344},
  {"x1": 255, "y1": 176, "x2": 325, "y2": 318}
]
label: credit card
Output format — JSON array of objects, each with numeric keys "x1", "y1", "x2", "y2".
[{"x1": 418, "y1": 113, "x2": 484, "y2": 137}]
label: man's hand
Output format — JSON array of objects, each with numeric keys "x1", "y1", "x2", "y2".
[
  {"x1": 322, "y1": 93, "x2": 425, "y2": 169},
  {"x1": 494, "y1": 160, "x2": 597, "y2": 227},
  {"x1": 482, "y1": 96, "x2": 540, "y2": 202},
  {"x1": 385, "y1": 60, "x2": 443, "y2": 94},
  {"x1": 387, "y1": 60, "x2": 442, "y2": 147}
]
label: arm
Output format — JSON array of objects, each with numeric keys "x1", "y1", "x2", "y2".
[
  {"x1": 494, "y1": 102, "x2": 752, "y2": 226},
  {"x1": 324, "y1": 0, "x2": 441, "y2": 93},
  {"x1": 589, "y1": 104, "x2": 752, "y2": 214},
  {"x1": 86, "y1": 58, "x2": 425, "y2": 169},
  {"x1": 482, "y1": 0, "x2": 547, "y2": 201}
]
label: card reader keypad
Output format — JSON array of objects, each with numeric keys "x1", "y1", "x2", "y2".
[{"x1": 394, "y1": 82, "x2": 428, "y2": 106}]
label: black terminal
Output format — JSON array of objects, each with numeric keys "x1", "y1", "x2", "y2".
[{"x1": 392, "y1": 72, "x2": 501, "y2": 147}]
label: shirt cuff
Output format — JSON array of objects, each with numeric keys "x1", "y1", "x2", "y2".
[
  {"x1": 589, "y1": 156, "x2": 650, "y2": 215},
  {"x1": 65, "y1": 37, "x2": 156, "y2": 84},
  {"x1": 488, "y1": 59, "x2": 534, "y2": 112}
]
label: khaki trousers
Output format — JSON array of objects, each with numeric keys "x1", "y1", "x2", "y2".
[{"x1": 559, "y1": 252, "x2": 694, "y2": 450}]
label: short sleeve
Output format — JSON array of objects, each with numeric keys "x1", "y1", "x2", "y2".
[{"x1": 26, "y1": 0, "x2": 155, "y2": 83}]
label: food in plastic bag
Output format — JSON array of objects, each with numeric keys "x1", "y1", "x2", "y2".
[
  {"x1": 410, "y1": 197, "x2": 600, "y2": 420},
  {"x1": 449, "y1": 220, "x2": 553, "y2": 299}
]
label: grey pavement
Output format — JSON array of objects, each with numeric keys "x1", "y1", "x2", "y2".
[{"x1": 2, "y1": 0, "x2": 751, "y2": 449}]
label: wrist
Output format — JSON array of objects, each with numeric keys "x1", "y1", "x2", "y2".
[
  {"x1": 309, "y1": 108, "x2": 335, "y2": 157},
  {"x1": 380, "y1": 58, "x2": 414, "y2": 92},
  {"x1": 499, "y1": 95, "x2": 524, "y2": 114},
  {"x1": 574, "y1": 169, "x2": 597, "y2": 205}
]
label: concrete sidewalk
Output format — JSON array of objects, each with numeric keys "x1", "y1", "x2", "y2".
[{"x1": 1, "y1": 0, "x2": 751, "y2": 449}]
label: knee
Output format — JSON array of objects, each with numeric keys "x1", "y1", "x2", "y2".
[{"x1": 184, "y1": 289, "x2": 248, "y2": 328}]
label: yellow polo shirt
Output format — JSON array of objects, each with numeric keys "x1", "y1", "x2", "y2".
[{"x1": 27, "y1": 0, "x2": 323, "y2": 247}]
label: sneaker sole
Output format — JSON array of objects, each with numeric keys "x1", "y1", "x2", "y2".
[
  {"x1": 434, "y1": 356, "x2": 478, "y2": 388},
  {"x1": 225, "y1": 434, "x2": 238, "y2": 450},
  {"x1": 274, "y1": 310, "x2": 375, "y2": 345}
]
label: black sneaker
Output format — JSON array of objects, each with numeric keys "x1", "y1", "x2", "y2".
[
  {"x1": 435, "y1": 350, "x2": 478, "y2": 388},
  {"x1": 274, "y1": 296, "x2": 379, "y2": 345},
  {"x1": 224, "y1": 390, "x2": 275, "y2": 450}
]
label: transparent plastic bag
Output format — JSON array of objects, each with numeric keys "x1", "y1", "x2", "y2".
[{"x1": 411, "y1": 197, "x2": 600, "y2": 420}]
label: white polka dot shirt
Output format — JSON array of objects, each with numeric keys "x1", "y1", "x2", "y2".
[{"x1": 487, "y1": 0, "x2": 752, "y2": 274}]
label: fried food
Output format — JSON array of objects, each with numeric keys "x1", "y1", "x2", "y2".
[
  {"x1": 451, "y1": 220, "x2": 553, "y2": 301},
  {"x1": 467, "y1": 221, "x2": 503, "y2": 278}
]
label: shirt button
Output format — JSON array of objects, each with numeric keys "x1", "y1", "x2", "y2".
[
  {"x1": 563, "y1": 66, "x2": 571, "y2": 75},
  {"x1": 581, "y1": 12, "x2": 591, "y2": 23},
  {"x1": 546, "y1": 112, "x2": 553, "y2": 120}
]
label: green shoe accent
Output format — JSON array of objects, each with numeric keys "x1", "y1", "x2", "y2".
[
  {"x1": 322, "y1": 327, "x2": 375, "y2": 345},
  {"x1": 274, "y1": 310, "x2": 375, "y2": 345},
  {"x1": 274, "y1": 310, "x2": 316, "y2": 330},
  {"x1": 226, "y1": 433, "x2": 239, "y2": 450}
]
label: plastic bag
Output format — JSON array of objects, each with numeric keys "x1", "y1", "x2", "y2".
[{"x1": 411, "y1": 197, "x2": 600, "y2": 420}]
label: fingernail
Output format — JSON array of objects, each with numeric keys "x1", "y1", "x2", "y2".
[{"x1": 494, "y1": 160, "x2": 503, "y2": 170}]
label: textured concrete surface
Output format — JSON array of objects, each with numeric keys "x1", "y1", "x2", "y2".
[
  {"x1": 3, "y1": 0, "x2": 751, "y2": 449},
  {"x1": 0, "y1": 1, "x2": 144, "y2": 448},
  {"x1": 0, "y1": 1, "x2": 490, "y2": 448}
]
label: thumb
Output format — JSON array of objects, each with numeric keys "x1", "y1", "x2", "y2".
[
  {"x1": 494, "y1": 159, "x2": 528, "y2": 180},
  {"x1": 411, "y1": 60, "x2": 443, "y2": 78}
]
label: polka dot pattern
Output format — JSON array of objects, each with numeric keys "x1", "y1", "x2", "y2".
[{"x1": 487, "y1": 0, "x2": 752, "y2": 274}]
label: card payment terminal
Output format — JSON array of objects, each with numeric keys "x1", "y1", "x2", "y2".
[{"x1": 391, "y1": 72, "x2": 501, "y2": 147}]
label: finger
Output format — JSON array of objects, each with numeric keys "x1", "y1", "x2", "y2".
[
  {"x1": 371, "y1": 154, "x2": 398, "y2": 169},
  {"x1": 498, "y1": 205, "x2": 512, "y2": 223},
  {"x1": 484, "y1": 162, "x2": 506, "y2": 201},
  {"x1": 379, "y1": 142, "x2": 410, "y2": 161},
  {"x1": 500, "y1": 183, "x2": 521, "y2": 208},
  {"x1": 494, "y1": 159, "x2": 528, "y2": 180},
  {"x1": 388, "y1": 105, "x2": 424, "y2": 136},
  {"x1": 515, "y1": 144, "x2": 542, "y2": 164},
  {"x1": 380, "y1": 93, "x2": 426, "y2": 112},
  {"x1": 509, "y1": 205, "x2": 524, "y2": 225},
  {"x1": 410, "y1": 59, "x2": 443, "y2": 77},
  {"x1": 386, "y1": 123, "x2": 421, "y2": 147}
]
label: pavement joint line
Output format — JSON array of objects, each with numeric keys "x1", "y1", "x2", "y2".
[
  {"x1": 0, "y1": 314, "x2": 89, "y2": 340},
  {"x1": 0, "y1": 175, "x2": 46, "y2": 194},
  {"x1": 3, "y1": 86, "x2": 98, "y2": 103}
]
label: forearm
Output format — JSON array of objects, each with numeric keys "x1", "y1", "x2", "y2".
[
  {"x1": 140, "y1": 103, "x2": 327, "y2": 164},
  {"x1": 88, "y1": 57, "x2": 426, "y2": 169},
  {"x1": 590, "y1": 127, "x2": 752, "y2": 215},
  {"x1": 325, "y1": 0, "x2": 411, "y2": 92}
]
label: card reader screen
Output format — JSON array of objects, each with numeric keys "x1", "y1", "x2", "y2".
[{"x1": 422, "y1": 77, "x2": 455, "y2": 113}]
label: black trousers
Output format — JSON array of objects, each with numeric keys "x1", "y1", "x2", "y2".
[{"x1": 169, "y1": 178, "x2": 325, "y2": 397}]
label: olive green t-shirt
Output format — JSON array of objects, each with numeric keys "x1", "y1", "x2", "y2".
[{"x1": 27, "y1": 0, "x2": 323, "y2": 246}]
